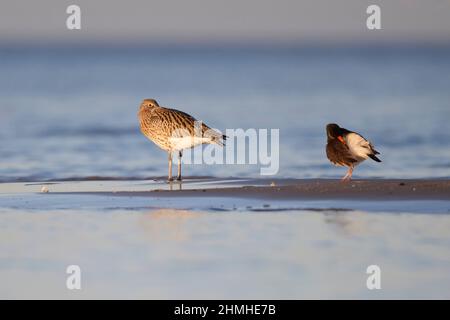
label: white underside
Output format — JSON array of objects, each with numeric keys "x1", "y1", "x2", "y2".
[
  {"x1": 168, "y1": 136, "x2": 213, "y2": 151},
  {"x1": 345, "y1": 133, "x2": 373, "y2": 162}
]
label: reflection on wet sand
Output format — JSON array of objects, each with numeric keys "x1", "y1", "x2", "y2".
[
  {"x1": 323, "y1": 212, "x2": 369, "y2": 237},
  {"x1": 1, "y1": 208, "x2": 450, "y2": 299},
  {"x1": 168, "y1": 181, "x2": 183, "y2": 191},
  {"x1": 139, "y1": 209, "x2": 200, "y2": 242}
]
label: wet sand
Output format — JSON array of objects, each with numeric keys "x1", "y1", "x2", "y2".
[
  {"x1": 1, "y1": 178, "x2": 449, "y2": 213},
  {"x1": 67, "y1": 179, "x2": 450, "y2": 201}
]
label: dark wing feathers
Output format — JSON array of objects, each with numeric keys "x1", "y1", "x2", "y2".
[{"x1": 326, "y1": 140, "x2": 358, "y2": 167}]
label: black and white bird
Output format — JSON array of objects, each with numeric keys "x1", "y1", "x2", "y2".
[{"x1": 326, "y1": 123, "x2": 381, "y2": 181}]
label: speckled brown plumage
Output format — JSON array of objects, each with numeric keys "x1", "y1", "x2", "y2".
[
  {"x1": 139, "y1": 99, "x2": 224, "y2": 150},
  {"x1": 138, "y1": 98, "x2": 225, "y2": 181}
]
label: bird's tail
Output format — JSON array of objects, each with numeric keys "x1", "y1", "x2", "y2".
[
  {"x1": 368, "y1": 154, "x2": 382, "y2": 162},
  {"x1": 211, "y1": 134, "x2": 227, "y2": 147}
]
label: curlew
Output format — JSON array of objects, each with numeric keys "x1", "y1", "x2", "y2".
[
  {"x1": 326, "y1": 123, "x2": 381, "y2": 181},
  {"x1": 138, "y1": 99, "x2": 226, "y2": 181}
]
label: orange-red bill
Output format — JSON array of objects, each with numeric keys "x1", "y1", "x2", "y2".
[{"x1": 338, "y1": 136, "x2": 346, "y2": 144}]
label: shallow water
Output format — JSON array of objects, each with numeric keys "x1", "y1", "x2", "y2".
[
  {"x1": 1, "y1": 45, "x2": 450, "y2": 181},
  {"x1": 0, "y1": 179, "x2": 449, "y2": 299},
  {"x1": 1, "y1": 207, "x2": 450, "y2": 299}
]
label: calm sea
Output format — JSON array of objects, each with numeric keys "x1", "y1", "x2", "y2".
[{"x1": 0, "y1": 44, "x2": 449, "y2": 181}]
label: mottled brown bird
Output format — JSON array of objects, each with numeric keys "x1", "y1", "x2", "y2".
[
  {"x1": 326, "y1": 123, "x2": 381, "y2": 181},
  {"x1": 138, "y1": 99, "x2": 226, "y2": 181}
]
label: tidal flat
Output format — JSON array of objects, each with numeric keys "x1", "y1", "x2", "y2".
[{"x1": 0, "y1": 178, "x2": 449, "y2": 299}]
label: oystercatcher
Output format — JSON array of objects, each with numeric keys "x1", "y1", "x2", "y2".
[{"x1": 326, "y1": 123, "x2": 381, "y2": 181}]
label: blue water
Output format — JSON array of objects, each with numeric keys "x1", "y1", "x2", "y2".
[{"x1": 0, "y1": 45, "x2": 449, "y2": 181}]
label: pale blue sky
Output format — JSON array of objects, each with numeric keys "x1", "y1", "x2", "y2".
[{"x1": 1, "y1": 0, "x2": 449, "y2": 44}]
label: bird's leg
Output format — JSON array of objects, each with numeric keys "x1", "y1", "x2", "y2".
[
  {"x1": 168, "y1": 152, "x2": 173, "y2": 182},
  {"x1": 348, "y1": 166, "x2": 354, "y2": 180},
  {"x1": 176, "y1": 150, "x2": 183, "y2": 181},
  {"x1": 341, "y1": 166, "x2": 353, "y2": 182},
  {"x1": 341, "y1": 171, "x2": 349, "y2": 181}
]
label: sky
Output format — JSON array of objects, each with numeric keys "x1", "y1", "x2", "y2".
[{"x1": 1, "y1": 0, "x2": 450, "y2": 45}]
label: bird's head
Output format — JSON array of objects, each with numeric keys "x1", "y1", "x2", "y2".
[
  {"x1": 326, "y1": 123, "x2": 342, "y2": 140},
  {"x1": 140, "y1": 98, "x2": 160, "y2": 111}
]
